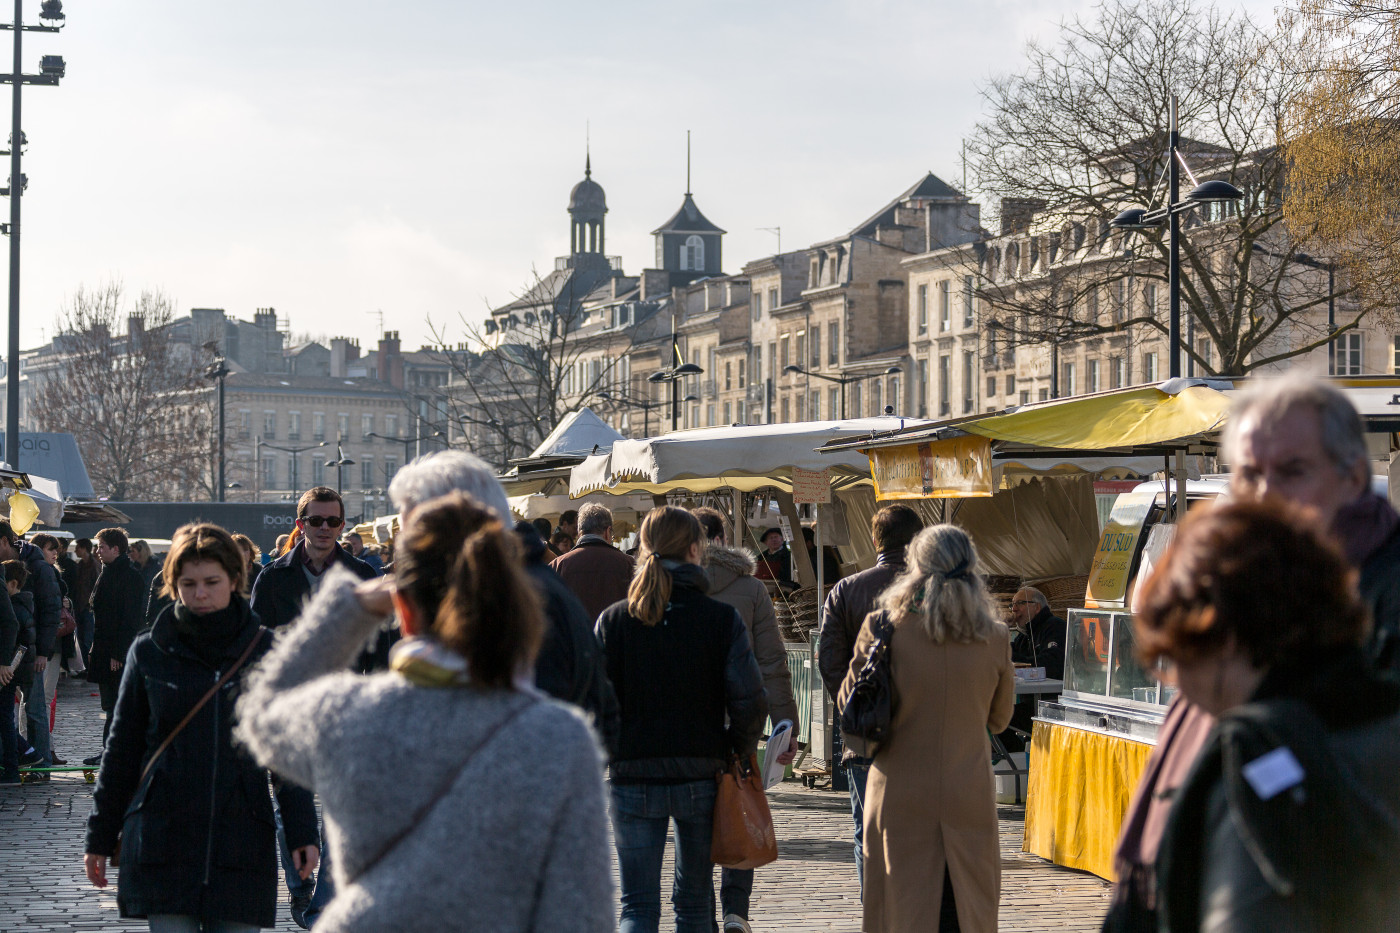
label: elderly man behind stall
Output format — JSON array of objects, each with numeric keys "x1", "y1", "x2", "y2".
[
  {"x1": 1107, "y1": 374, "x2": 1400, "y2": 930},
  {"x1": 1009, "y1": 587, "x2": 1066, "y2": 680},
  {"x1": 550, "y1": 503, "x2": 634, "y2": 622},
  {"x1": 818, "y1": 504, "x2": 923, "y2": 892}
]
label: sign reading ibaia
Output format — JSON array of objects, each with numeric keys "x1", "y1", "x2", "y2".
[{"x1": 869, "y1": 435, "x2": 993, "y2": 501}]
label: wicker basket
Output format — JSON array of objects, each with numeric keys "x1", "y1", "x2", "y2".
[{"x1": 774, "y1": 586, "x2": 821, "y2": 642}]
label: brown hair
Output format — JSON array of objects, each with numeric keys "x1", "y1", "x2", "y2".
[
  {"x1": 692, "y1": 507, "x2": 727, "y2": 543},
  {"x1": 161, "y1": 523, "x2": 246, "y2": 600},
  {"x1": 96, "y1": 527, "x2": 128, "y2": 553},
  {"x1": 394, "y1": 491, "x2": 543, "y2": 689},
  {"x1": 3, "y1": 559, "x2": 27, "y2": 587},
  {"x1": 231, "y1": 533, "x2": 261, "y2": 564},
  {"x1": 871, "y1": 505, "x2": 923, "y2": 553},
  {"x1": 297, "y1": 486, "x2": 343, "y2": 520},
  {"x1": 29, "y1": 533, "x2": 60, "y2": 552},
  {"x1": 627, "y1": 507, "x2": 702, "y2": 626},
  {"x1": 1135, "y1": 500, "x2": 1368, "y2": 670}
]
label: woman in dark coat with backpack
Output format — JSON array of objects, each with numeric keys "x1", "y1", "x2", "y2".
[{"x1": 84, "y1": 523, "x2": 318, "y2": 932}]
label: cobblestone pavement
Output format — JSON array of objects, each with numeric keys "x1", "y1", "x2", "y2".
[{"x1": 1, "y1": 673, "x2": 1110, "y2": 932}]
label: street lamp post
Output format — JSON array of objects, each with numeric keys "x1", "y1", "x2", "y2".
[
  {"x1": 365, "y1": 430, "x2": 441, "y2": 464},
  {"x1": 256, "y1": 438, "x2": 326, "y2": 500},
  {"x1": 325, "y1": 441, "x2": 355, "y2": 495},
  {"x1": 598, "y1": 390, "x2": 662, "y2": 437},
  {"x1": 0, "y1": 0, "x2": 62, "y2": 470},
  {"x1": 647, "y1": 362, "x2": 704, "y2": 431},
  {"x1": 205, "y1": 356, "x2": 230, "y2": 502},
  {"x1": 1111, "y1": 94, "x2": 1243, "y2": 379},
  {"x1": 783, "y1": 365, "x2": 901, "y2": 419}
]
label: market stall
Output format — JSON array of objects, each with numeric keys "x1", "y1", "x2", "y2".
[{"x1": 817, "y1": 379, "x2": 1233, "y2": 879}]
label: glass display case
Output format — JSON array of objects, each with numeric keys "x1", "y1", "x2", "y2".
[{"x1": 1062, "y1": 608, "x2": 1176, "y2": 715}]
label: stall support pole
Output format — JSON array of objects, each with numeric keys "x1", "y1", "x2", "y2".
[
  {"x1": 732, "y1": 488, "x2": 746, "y2": 548},
  {"x1": 775, "y1": 491, "x2": 816, "y2": 588},
  {"x1": 1174, "y1": 450, "x2": 1188, "y2": 523}
]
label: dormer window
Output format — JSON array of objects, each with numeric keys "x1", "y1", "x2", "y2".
[{"x1": 682, "y1": 235, "x2": 705, "y2": 271}]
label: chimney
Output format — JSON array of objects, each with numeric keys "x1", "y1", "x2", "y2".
[
  {"x1": 330, "y1": 337, "x2": 354, "y2": 378},
  {"x1": 999, "y1": 198, "x2": 1046, "y2": 236},
  {"x1": 640, "y1": 269, "x2": 670, "y2": 301},
  {"x1": 378, "y1": 330, "x2": 403, "y2": 389},
  {"x1": 127, "y1": 314, "x2": 145, "y2": 341},
  {"x1": 254, "y1": 307, "x2": 278, "y2": 331}
]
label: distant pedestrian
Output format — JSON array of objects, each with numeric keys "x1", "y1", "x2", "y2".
[
  {"x1": 551, "y1": 503, "x2": 635, "y2": 622},
  {"x1": 694, "y1": 507, "x2": 798, "y2": 933},
  {"x1": 84, "y1": 527, "x2": 146, "y2": 765},
  {"x1": 550, "y1": 530, "x2": 577, "y2": 555},
  {"x1": 339, "y1": 531, "x2": 383, "y2": 574},
  {"x1": 1139, "y1": 501, "x2": 1400, "y2": 931},
  {"x1": 232, "y1": 533, "x2": 262, "y2": 593},
  {"x1": 85, "y1": 522, "x2": 319, "y2": 932},
  {"x1": 819, "y1": 504, "x2": 923, "y2": 890},
  {"x1": 71, "y1": 538, "x2": 99, "y2": 665},
  {"x1": 559, "y1": 508, "x2": 580, "y2": 541},
  {"x1": 0, "y1": 522, "x2": 64, "y2": 768},
  {"x1": 129, "y1": 539, "x2": 163, "y2": 593},
  {"x1": 596, "y1": 506, "x2": 768, "y2": 933},
  {"x1": 388, "y1": 451, "x2": 620, "y2": 755},
  {"x1": 236, "y1": 491, "x2": 614, "y2": 932},
  {"x1": 533, "y1": 518, "x2": 560, "y2": 559},
  {"x1": 839, "y1": 524, "x2": 1014, "y2": 932}
]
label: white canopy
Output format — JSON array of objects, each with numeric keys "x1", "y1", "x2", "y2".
[
  {"x1": 527, "y1": 407, "x2": 623, "y2": 460},
  {"x1": 570, "y1": 417, "x2": 928, "y2": 497}
]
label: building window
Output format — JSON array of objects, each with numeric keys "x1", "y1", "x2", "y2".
[
  {"x1": 1088, "y1": 359, "x2": 1101, "y2": 394},
  {"x1": 262, "y1": 411, "x2": 276, "y2": 440},
  {"x1": 1039, "y1": 388, "x2": 1049, "y2": 401},
  {"x1": 918, "y1": 358, "x2": 929, "y2": 417},
  {"x1": 262, "y1": 457, "x2": 276, "y2": 488},
  {"x1": 829, "y1": 387, "x2": 839, "y2": 419},
  {"x1": 768, "y1": 287, "x2": 778, "y2": 311},
  {"x1": 795, "y1": 395, "x2": 805, "y2": 421},
  {"x1": 288, "y1": 412, "x2": 301, "y2": 441},
  {"x1": 1393, "y1": 336, "x2": 1400, "y2": 373},
  {"x1": 888, "y1": 375, "x2": 899, "y2": 414},
  {"x1": 1113, "y1": 280, "x2": 1127, "y2": 323},
  {"x1": 361, "y1": 459, "x2": 374, "y2": 486},
  {"x1": 828, "y1": 322, "x2": 840, "y2": 365},
  {"x1": 963, "y1": 275, "x2": 975, "y2": 327},
  {"x1": 810, "y1": 328, "x2": 821, "y2": 368},
  {"x1": 1143, "y1": 352, "x2": 1159, "y2": 383},
  {"x1": 361, "y1": 413, "x2": 374, "y2": 440},
  {"x1": 780, "y1": 335, "x2": 790, "y2": 371},
  {"x1": 313, "y1": 458, "x2": 325, "y2": 485},
  {"x1": 752, "y1": 345, "x2": 761, "y2": 382},
  {"x1": 987, "y1": 375, "x2": 997, "y2": 399},
  {"x1": 238, "y1": 410, "x2": 251, "y2": 439},
  {"x1": 795, "y1": 333, "x2": 805, "y2": 368},
  {"x1": 682, "y1": 235, "x2": 705, "y2": 271},
  {"x1": 1005, "y1": 374, "x2": 1015, "y2": 396},
  {"x1": 1086, "y1": 287, "x2": 1099, "y2": 323},
  {"x1": 781, "y1": 397, "x2": 790, "y2": 423},
  {"x1": 963, "y1": 351, "x2": 974, "y2": 413},
  {"x1": 871, "y1": 380, "x2": 882, "y2": 417},
  {"x1": 738, "y1": 357, "x2": 746, "y2": 388},
  {"x1": 1332, "y1": 332, "x2": 1363, "y2": 375},
  {"x1": 1021, "y1": 390, "x2": 1031, "y2": 405},
  {"x1": 939, "y1": 280, "x2": 951, "y2": 331},
  {"x1": 337, "y1": 413, "x2": 350, "y2": 440},
  {"x1": 1111, "y1": 356, "x2": 1126, "y2": 389},
  {"x1": 725, "y1": 361, "x2": 732, "y2": 391},
  {"x1": 385, "y1": 414, "x2": 398, "y2": 438},
  {"x1": 1196, "y1": 338, "x2": 1214, "y2": 373},
  {"x1": 938, "y1": 355, "x2": 951, "y2": 416},
  {"x1": 811, "y1": 390, "x2": 821, "y2": 420},
  {"x1": 706, "y1": 404, "x2": 715, "y2": 427},
  {"x1": 1144, "y1": 284, "x2": 1158, "y2": 318},
  {"x1": 723, "y1": 401, "x2": 732, "y2": 424},
  {"x1": 1062, "y1": 361, "x2": 1077, "y2": 396},
  {"x1": 384, "y1": 457, "x2": 397, "y2": 482},
  {"x1": 753, "y1": 292, "x2": 762, "y2": 322},
  {"x1": 917, "y1": 284, "x2": 928, "y2": 334},
  {"x1": 768, "y1": 342, "x2": 777, "y2": 380},
  {"x1": 852, "y1": 383, "x2": 863, "y2": 418}
]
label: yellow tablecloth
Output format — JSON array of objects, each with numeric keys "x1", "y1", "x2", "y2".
[{"x1": 1022, "y1": 719, "x2": 1154, "y2": 880}]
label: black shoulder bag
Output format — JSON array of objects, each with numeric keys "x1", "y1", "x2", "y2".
[{"x1": 838, "y1": 613, "x2": 897, "y2": 755}]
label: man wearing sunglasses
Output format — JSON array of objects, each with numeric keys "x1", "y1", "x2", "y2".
[{"x1": 249, "y1": 486, "x2": 380, "y2": 928}]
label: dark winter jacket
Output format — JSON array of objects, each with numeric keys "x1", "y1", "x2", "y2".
[
  {"x1": 0, "y1": 587, "x2": 32, "y2": 678},
  {"x1": 85, "y1": 597, "x2": 317, "y2": 927},
  {"x1": 596, "y1": 561, "x2": 767, "y2": 784},
  {"x1": 704, "y1": 544, "x2": 799, "y2": 729},
  {"x1": 818, "y1": 550, "x2": 906, "y2": 703},
  {"x1": 1157, "y1": 648, "x2": 1400, "y2": 932},
  {"x1": 144, "y1": 574, "x2": 172, "y2": 631},
  {"x1": 249, "y1": 540, "x2": 378, "y2": 631},
  {"x1": 516, "y1": 523, "x2": 621, "y2": 757},
  {"x1": 1361, "y1": 524, "x2": 1400, "y2": 669},
  {"x1": 16, "y1": 539, "x2": 61, "y2": 658},
  {"x1": 88, "y1": 555, "x2": 147, "y2": 687},
  {"x1": 1011, "y1": 605, "x2": 1067, "y2": 681},
  {"x1": 71, "y1": 554, "x2": 99, "y2": 617},
  {"x1": 549, "y1": 536, "x2": 635, "y2": 623},
  {"x1": 754, "y1": 543, "x2": 795, "y2": 588}
]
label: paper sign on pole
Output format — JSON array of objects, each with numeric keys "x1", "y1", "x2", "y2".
[
  {"x1": 869, "y1": 435, "x2": 994, "y2": 501},
  {"x1": 791, "y1": 467, "x2": 831, "y2": 504}
]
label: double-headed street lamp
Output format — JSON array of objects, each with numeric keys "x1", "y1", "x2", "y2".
[
  {"x1": 325, "y1": 442, "x2": 355, "y2": 495},
  {"x1": 204, "y1": 355, "x2": 231, "y2": 502},
  {"x1": 783, "y1": 365, "x2": 901, "y2": 419},
  {"x1": 647, "y1": 362, "x2": 704, "y2": 431},
  {"x1": 364, "y1": 430, "x2": 442, "y2": 463},
  {"x1": 0, "y1": 0, "x2": 64, "y2": 471},
  {"x1": 1110, "y1": 94, "x2": 1243, "y2": 379},
  {"x1": 255, "y1": 438, "x2": 326, "y2": 501}
]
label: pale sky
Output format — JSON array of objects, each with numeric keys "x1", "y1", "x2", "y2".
[{"x1": 14, "y1": 0, "x2": 1279, "y2": 353}]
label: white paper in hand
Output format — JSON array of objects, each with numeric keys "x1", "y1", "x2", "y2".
[{"x1": 762, "y1": 720, "x2": 793, "y2": 790}]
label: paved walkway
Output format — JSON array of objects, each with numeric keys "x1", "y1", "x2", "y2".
[{"x1": 1, "y1": 674, "x2": 1111, "y2": 931}]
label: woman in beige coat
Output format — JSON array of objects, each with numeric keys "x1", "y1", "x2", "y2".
[{"x1": 840, "y1": 524, "x2": 1014, "y2": 932}]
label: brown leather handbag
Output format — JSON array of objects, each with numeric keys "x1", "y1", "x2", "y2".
[{"x1": 711, "y1": 754, "x2": 778, "y2": 869}]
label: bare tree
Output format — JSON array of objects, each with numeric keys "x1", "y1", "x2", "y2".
[
  {"x1": 430, "y1": 266, "x2": 643, "y2": 467},
  {"x1": 29, "y1": 282, "x2": 212, "y2": 500},
  {"x1": 967, "y1": 0, "x2": 1353, "y2": 376}
]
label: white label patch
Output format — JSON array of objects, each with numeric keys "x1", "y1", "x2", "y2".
[{"x1": 1241, "y1": 746, "x2": 1306, "y2": 801}]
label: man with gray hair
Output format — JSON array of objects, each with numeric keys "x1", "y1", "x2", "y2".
[
  {"x1": 1009, "y1": 586, "x2": 1065, "y2": 680},
  {"x1": 1108, "y1": 372, "x2": 1400, "y2": 928},
  {"x1": 549, "y1": 503, "x2": 635, "y2": 622},
  {"x1": 389, "y1": 450, "x2": 619, "y2": 754}
]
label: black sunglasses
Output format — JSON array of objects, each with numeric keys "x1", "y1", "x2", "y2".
[{"x1": 300, "y1": 516, "x2": 345, "y2": 529}]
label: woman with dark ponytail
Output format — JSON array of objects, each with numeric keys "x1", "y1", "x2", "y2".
[
  {"x1": 236, "y1": 491, "x2": 613, "y2": 932},
  {"x1": 595, "y1": 506, "x2": 768, "y2": 933}
]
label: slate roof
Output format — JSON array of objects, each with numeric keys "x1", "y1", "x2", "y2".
[{"x1": 651, "y1": 194, "x2": 726, "y2": 236}]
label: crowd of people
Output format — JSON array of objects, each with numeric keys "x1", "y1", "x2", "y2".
[{"x1": 0, "y1": 373, "x2": 1393, "y2": 931}]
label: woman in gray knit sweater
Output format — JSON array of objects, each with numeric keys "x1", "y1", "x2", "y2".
[{"x1": 235, "y1": 492, "x2": 613, "y2": 933}]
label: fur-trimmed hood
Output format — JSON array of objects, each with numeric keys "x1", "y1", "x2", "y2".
[{"x1": 703, "y1": 544, "x2": 757, "y2": 593}]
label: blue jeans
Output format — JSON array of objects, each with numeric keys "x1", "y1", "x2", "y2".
[
  {"x1": 148, "y1": 916, "x2": 259, "y2": 933},
  {"x1": 0, "y1": 676, "x2": 19, "y2": 779},
  {"x1": 23, "y1": 655, "x2": 53, "y2": 764},
  {"x1": 846, "y1": 759, "x2": 871, "y2": 896},
  {"x1": 611, "y1": 780, "x2": 717, "y2": 933},
  {"x1": 719, "y1": 867, "x2": 751, "y2": 919},
  {"x1": 305, "y1": 836, "x2": 334, "y2": 924},
  {"x1": 77, "y1": 610, "x2": 95, "y2": 664},
  {"x1": 275, "y1": 799, "x2": 316, "y2": 901}
]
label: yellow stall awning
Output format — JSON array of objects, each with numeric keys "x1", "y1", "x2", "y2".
[{"x1": 963, "y1": 385, "x2": 1230, "y2": 450}]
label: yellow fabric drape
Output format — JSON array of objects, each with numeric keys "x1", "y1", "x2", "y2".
[
  {"x1": 966, "y1": 385, "x2": 1229, "y2": 450},
  {"x1": 1023, "y1": 720, "x2": 1154, "y2": 880}
]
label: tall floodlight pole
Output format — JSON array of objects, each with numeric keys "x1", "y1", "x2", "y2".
[{"x1": 0, "y1": 0, "x2": 63, "y2": 469}]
